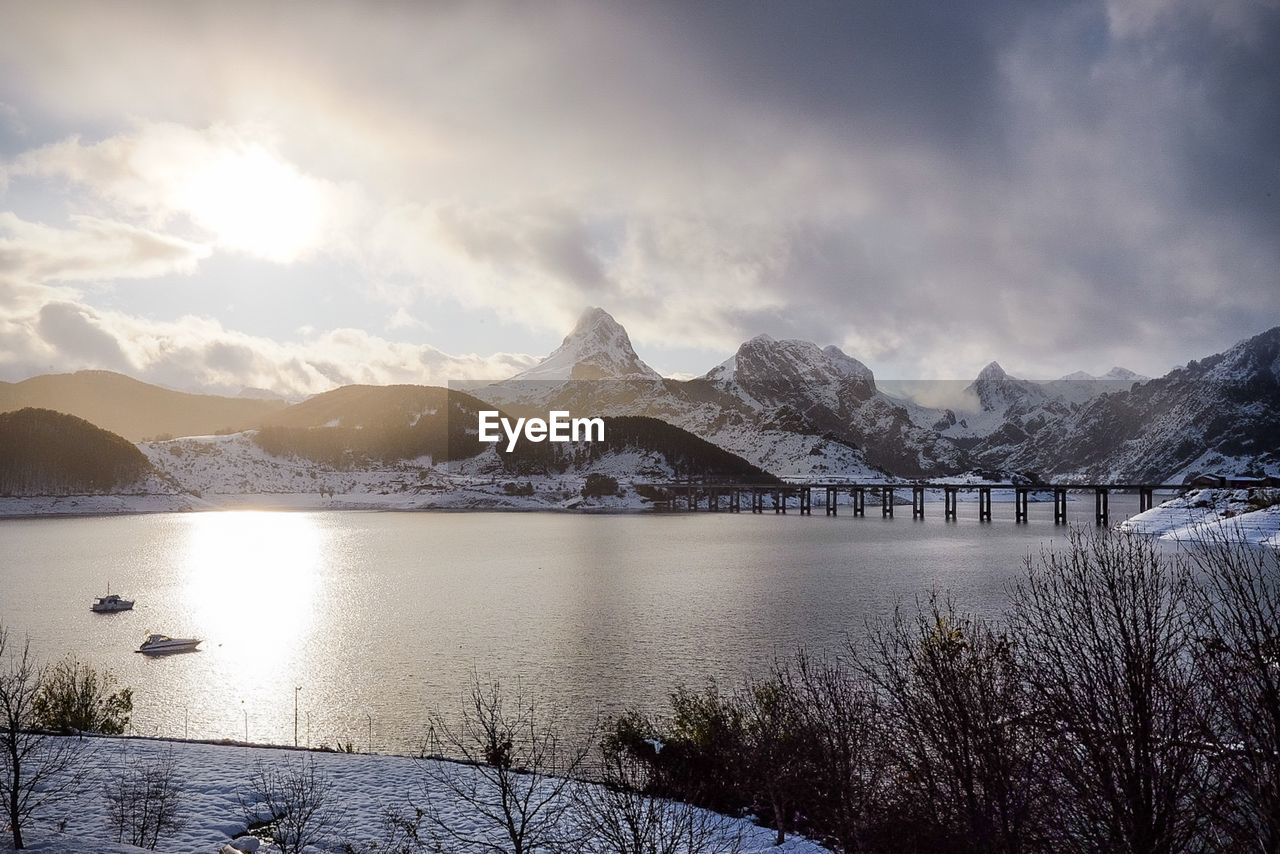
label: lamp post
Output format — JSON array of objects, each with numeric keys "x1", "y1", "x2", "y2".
[{"x1": 294, "y1": 686, "x2": 302, "y2": 747}]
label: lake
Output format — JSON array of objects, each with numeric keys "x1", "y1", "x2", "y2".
[{"x1": 0, "y1": 495, "x2": 1141, "y2": 753}]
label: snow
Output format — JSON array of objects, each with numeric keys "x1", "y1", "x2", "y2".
[
  {"x1": 507, "y1": 307, "x2": 660, "y2": 382},
  {"x1": 0, "y1": 430, "x2": 703, "y2": 518},
  {"x1": 13, "y1": 736, "x2": 828, "y2": 853},
  {"x1": 1119, "y1": 488, "x2": 1280, "y2": 546}
]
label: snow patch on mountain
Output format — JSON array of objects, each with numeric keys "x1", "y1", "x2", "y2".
[{"x1": 509, "y1": 307, "x2": 660, "y2": 382}]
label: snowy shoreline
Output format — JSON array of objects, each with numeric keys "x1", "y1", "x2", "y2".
[
  {"x1": 14, "y1": 734, "x2": 827, "y2": 854},
  {"x1": 0, "y1": 494, "x2": 657, "y2": 520},
  {"x1": 1119, "y1": 487, "x2": 1280, "y2": 547}
]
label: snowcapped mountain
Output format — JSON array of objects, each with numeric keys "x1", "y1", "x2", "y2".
[
  {"x1": 1057, "y1": 366, "x2": 1147, "y2": 383},
  {"x1": 1041, "y1": 366, "x2": 1149, "y2": 405},
  {"x1": 698, "y1": 335, "x2": 963, "y2": 477},
  {"x1": 482, "y1": 323, "x2": 888, "y2": 479},
  {"x1": 983, "y1": 326, "x2": 1280, "y2": 481},
  {"x1": 508, "y1": 307, "x2": 661, "y2": 381}
]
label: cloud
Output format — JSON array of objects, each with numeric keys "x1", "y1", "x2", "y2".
[
  {"x1": 0, "y1": 289, "x2": 538, "y2": 395},
  {"x1": 6, "y1": 124, "x2": 349, "y2": 263},
  {"x1": 0, "y1": 212, "x2": 210, "y2": 282},
  {"x1": 0, "y1": 0, "x2": 1275, "y2": 381}
]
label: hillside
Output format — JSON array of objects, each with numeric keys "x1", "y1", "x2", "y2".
[
  {"x1": 259, "y1": 383, "x2": 503, "y2": 466},
  {"x1": 0, "y1": 408, "x2": 153, "y2": 495},
  {"x1": 474, "y1": 415, "x2": 778, "y2": 483},
  {"x1": 0, "y1": 370, "x2": 285, "y2": 440},
  {"x1": 985, "y1": 326, "x2": 1280, "y2": 481}
]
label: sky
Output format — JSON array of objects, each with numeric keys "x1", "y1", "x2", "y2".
[{"x1": 0, "y1": 0, "x2": 1276, "y2": 396}]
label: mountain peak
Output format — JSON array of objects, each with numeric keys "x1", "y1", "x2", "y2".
[
  {"x1": 1102, "y1": 366, "x2": 1146, "y2": 382},
  {"x1": 509, "y1": 307, "x2": 660, "y2": 382},
  {"x1": 567, "y1": 306, "x2": 619, "y2": 339},
  {"x1": 976, "y1": 361, "x2": 1006, "y2": 381}
]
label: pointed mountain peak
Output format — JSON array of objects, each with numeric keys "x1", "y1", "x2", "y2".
[
  {"x1": 510, "y1": 307, "x2": 660, "y2": 382},
  {"x1": 976, "y1": 361, "x2": 1006, "y2": 381},
  {"x1": 566, "y1": 306, "x2": 621, "y2": 340}
]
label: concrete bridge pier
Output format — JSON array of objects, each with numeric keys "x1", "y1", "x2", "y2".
[
  {"x1": 1015, "y1": 487, "x2": 1029, "y2": 524},
  {"x1": 1095, "y1": 488, "x2": 1109, "y2": 526},
  {"x1": 825, "y1": 486, "x2": 837, "y2": 516},
  {"x1": 882, "y1": 487, "x2": 895, "y2": 518},
  {"x1": 729, "y1": 490, "x2": 741, "y2": 513},
  {"x1": 751, "y1": 489, "x2": 764, "y2": 514},
  {"x1": 1053, "y1": 488, "x2": 1068, "y2": 525},
  {"x1": 852, "y1": 488, "x2": 865, "y2": 517},
  {"x1": 774, "y1": 490, "x2": 785, "y2": 514},
  {"x1": 944, "y1": 487, "x2": 958, "y2": 521},
  {"x1": 800, "y1": 487, "x2": 812, "y2": 515},
  {"x1": 708, "y1": 489, "x2": 719, "y2": 512},
  {"x1": 912, "y1": 485, "x2": 925, "y2": 519},
  {"x1": 1139, "y1": 487, "x2": 1154, "y2": 513},
  {"x1": 978, "y1": 487, "x2": 992, "y2": 522}
]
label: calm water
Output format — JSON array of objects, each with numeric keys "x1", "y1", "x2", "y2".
[{"x1": 0, "y1": 496, "x2": 1141, "y2": 753}]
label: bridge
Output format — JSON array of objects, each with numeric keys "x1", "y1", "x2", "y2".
[{"x1": 643, "y1": 482, "x2": 1202, "y2": 526}]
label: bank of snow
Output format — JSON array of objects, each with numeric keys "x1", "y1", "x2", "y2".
[
  {"x1": 1118, "y1": 488, "x2": 1280, "y2": 547},
  {"x1": 15, "y1": 736, "x2": 826, "y2": 854},
  {"x1": 0, "y1": 432, "x2": 670, "y2": 517}
]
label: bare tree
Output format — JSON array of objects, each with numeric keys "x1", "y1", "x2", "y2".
[
  {"x1": 738, "y1": 666, "x2": 807, "y2": 846},
  {"x1": 419, "y1": 673, "x2": 592, "y2": 854},
  {"x1": 860, "y1": 594, "x2": 1049, "y2": 853},
  {"x1": 0, "y1": 627, "x2": 92, "y2": 850},
  {"x1": 1009, "y1": 529, "x2": 1210, "y2": 854},
  {"x1": 790, "y1": 650, "x2": 886, "y2": 853},
  {"x1": 1186, "y1": 532, "x2": 1280, "y2": 850},
  {"x1": 104, "y1": 747, "x2": 185, "y2": 849},
  {"x1": 574, "y1": 744, "x2": 743, "y2": 854},
  {"x1": 240, "y1": 756, "x2": 343, "y2": 854}
]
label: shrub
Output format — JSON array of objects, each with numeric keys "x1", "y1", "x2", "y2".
[
  {"x1": 582, "y1": 473, "x2": 620, "y2": 498},
  {"x1": 33, "y1": 658, "x2": 132, "y2": 735}
]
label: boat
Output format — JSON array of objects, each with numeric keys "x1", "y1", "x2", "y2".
[
  {"x1": 91, "y1": 591, "x2": 135, "y2": 613},
  {"x1": 136, "y1": 634, "x2": 202, "y2": 655}
]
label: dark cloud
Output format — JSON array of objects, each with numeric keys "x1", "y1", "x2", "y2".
[
  {"x1": 36, "y1": 301, "x2": 129, "y2": 369},
  {"x1": 0, "y1": 0, "x2": 1275, "y2": 384}
]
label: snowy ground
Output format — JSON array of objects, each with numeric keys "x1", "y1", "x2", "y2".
[
  {"x1": 1118, "y1": 488, "x2": 1280, "y2": 547},
  {"x1": 0, "y1": 433, "x2": 667, "y2": 518},
  {"x1": 13, "y1": 736, "x2": 827, "y2": 854}
]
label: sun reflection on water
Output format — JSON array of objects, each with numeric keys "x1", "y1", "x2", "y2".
[{"x1": 182, "y1": 511, "x2": 323, "y2": 679}]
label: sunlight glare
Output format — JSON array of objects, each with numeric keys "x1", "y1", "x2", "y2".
[
  {"x1": 183, "y1": 511, "x2": 323, "y2": 677},
  {"x1": 177, "y1": 145, "x2": 327, "y2": 263}
]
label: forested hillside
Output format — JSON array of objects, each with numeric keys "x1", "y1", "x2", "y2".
[
  {"x1": 496, "y1": 415, "x2": 777, "y2": 482},
  {"x1": 0, "y1": 370, "x2": 284, "y2": 440},
  {"x1": 0, "y1": 408, "x2": 153, "y2": 495},
  {"x1": 254, "y1": 384, "x2": 508, "y2": 467}
]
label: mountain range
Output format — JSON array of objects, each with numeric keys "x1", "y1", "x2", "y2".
[{"x1": 2, "y1": 308, "x2": 1277, "y2": 493}]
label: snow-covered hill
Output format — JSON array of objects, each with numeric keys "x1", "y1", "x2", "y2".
[
  {"x1": 985, "y1": 326, "x2": 1280, "y2": 482},
  {"x1": 18, "y1": 736, "x2": 825, "y2": 853},
  {"x1": 1119, "y1": 487, "x2": 1280, "y2": 547}
]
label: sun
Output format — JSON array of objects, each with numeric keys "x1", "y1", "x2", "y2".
[{"x1": 177, "y1": 144, "x2": 327, "y2": 263}]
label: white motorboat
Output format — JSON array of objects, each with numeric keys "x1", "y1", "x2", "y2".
[
  {"x1": 91, "y1": 592, "x2": 134, "y2": 613},
  {"x1": 137, "y1": 634, "x2": 202, "y2": 655}
]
